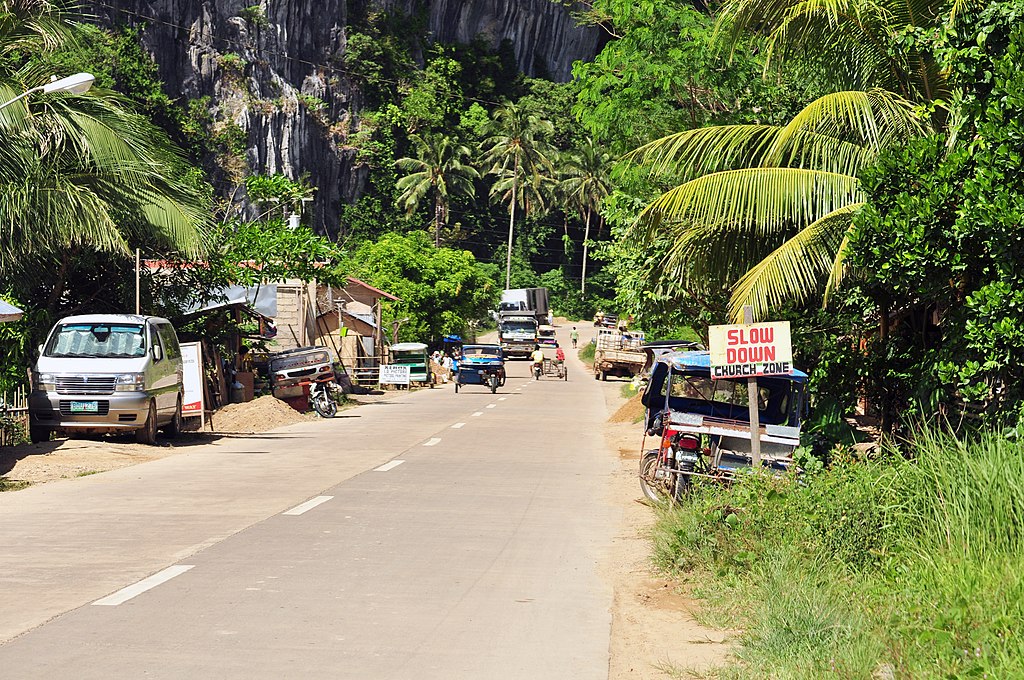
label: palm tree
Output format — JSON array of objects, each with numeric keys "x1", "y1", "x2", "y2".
[
  {"x1": 715, "y1": 0, "x2": 968, "y2": 105},
  {"x1": 481, "y1": 104, "x2": 555, "y2": 289},
  {"x1": 628, "y1": 0, "x2": 980, "y2": 321},
  {"x1": 628, "y1": 0, "x2": 953, "y2": 320},
  {"x1": 630, "y1": 90, "x2": 926, "y2": 320},
  {"x1": 560, "y1": 138, "x2": 612, "y2": 294},
  {"x1": 395, "y1": 133, "x2": 479, "y2": 247},
  {"x1": 0, "y1": 1, "x2": 209, "y2": 275}
]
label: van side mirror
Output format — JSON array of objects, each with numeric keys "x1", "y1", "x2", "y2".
[
  {"x1": 152, "y1": 345, "x2": 163, "y2": 361},
  {"x1": 38, "y1": 344, "x2": 43, "y2": 355}
]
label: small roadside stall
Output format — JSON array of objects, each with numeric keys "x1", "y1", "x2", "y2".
[
  {"x1": 386, "y1": 342, "x2": 433, "y2": 388},
  {"x1": 0, "y1": 300, "x2": 26, "y2": 446},
  {"x1": 441, "y1": 334, "x2": 462, "y2": 356},
  {"x1": 0, "y1": 300, "x2": 23, "y2": 322}
]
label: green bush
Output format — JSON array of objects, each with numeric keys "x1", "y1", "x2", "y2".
[
  {"x1": 653, "y1": 428, "x2": 1024, "y2": 677},
  {"x1": 578, "y1": 343, "x2": 595, "y2": 363}
]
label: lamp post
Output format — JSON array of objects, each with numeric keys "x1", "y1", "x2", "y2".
[{"x1": 0, "y1": 73, "x2": 96, "y2": 111}]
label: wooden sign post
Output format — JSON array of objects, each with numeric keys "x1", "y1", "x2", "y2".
[{"x1": 743, "y1": 306, "x2": 761, "y2": 470}]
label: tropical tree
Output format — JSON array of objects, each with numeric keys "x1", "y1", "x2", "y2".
[
  {"x1": 0, "y1": 0, "x2": 209, "y2": 276},
  {"x1": 714, "y1": 0, "x2": 971, "y2": 104},
  {"x1": 626, "y1": 0, "x2": 990, "y2": 322},
  {"x1": 480, "y1": 103, "x2": 555, "y2": 288},
  {"x1": 344, "y1": 231, "x2": 499, "y2": 343},
  {"x1": 395, "y1": 133, "x2": 479, "y2": 247},
  {"x1": 560, "y1": 137, "x2": 611, "y2": 294},
  {"x1": 630, "y1": 90, "x2": 925, "y2": 320}
]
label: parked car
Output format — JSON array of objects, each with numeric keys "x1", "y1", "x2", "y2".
[
  {"x1": 267, "y1": 346, "x2": 335, "y2": 400},
  {"x1": 29, "y1": 315, "x2": 184, "y2": 445}
]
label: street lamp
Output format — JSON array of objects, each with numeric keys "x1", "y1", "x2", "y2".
[{"x1": 0, "y1": 73, "x2": 96, "y2": 111}]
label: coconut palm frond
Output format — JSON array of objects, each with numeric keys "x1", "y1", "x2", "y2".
[
  {"x1": 823, "y1": 227, "x2": 859, "y2": 304},
  {"x1": 779, "y1": 89, "x2": 926, "y2": 152},
  {"x1": 625, "y1": 125, "x2": 780, "y2": 175},
  {"x1": 133, "y1": 199, "x2": 204, "y2": 257},
  {"x1": 626, "y1": 121, "x2": 877, "y2": 180},
  {"x1": 761, "y1": 0, "x2": 901, "y2": 90},
  {"x1": 654, "y1": 218, "x2": 791, "y2": 294},
  {"x1": 635, "y1": 167, "x2": 863, "y2": 241},
  {"x1": 727, "y1": 204, "x2": 859, "y2": 320},
  {"x1": 0, "y1": 0, "x2": 79, "y2": 60}
]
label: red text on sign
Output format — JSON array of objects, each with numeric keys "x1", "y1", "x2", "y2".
[
  {"x1": 727, "y1": 327, "x2": 775, "y2": 345},
  {"x1": 725, "y1": 346, "x2": 777, "y2": 363}
]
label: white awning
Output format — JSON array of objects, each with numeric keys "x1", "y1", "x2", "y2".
[{"x1": 0, "y1": 300, "x2": 23, "y2": 322}]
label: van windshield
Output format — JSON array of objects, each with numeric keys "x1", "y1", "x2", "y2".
[{"x1": 45, "y1": 323, "x2": 147, "y2": 358}]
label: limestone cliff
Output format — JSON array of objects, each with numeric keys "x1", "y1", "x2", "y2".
[
  {"x1": 366, "y1": 0, "x2": 603, "y2": 81},
  {"x1": 93, "y1": 1, "x2": 601, "y2": 234}
]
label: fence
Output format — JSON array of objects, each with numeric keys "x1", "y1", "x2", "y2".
[{"x1": 0, "y1": 387, "x2": 29, "y2": 447}]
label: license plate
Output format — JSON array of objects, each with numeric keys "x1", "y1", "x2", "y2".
[{"x1": 70, "y1": 401, "x2": 99, "y2": 413}]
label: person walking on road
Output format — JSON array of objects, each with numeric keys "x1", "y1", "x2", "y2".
[{"x1": 570, "y1": 327, "x2": 579, "y2": 349}]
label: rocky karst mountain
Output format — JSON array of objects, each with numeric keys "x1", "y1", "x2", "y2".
[{"x1": 93, "y1": 0, "x2": 603, "y2": 234}]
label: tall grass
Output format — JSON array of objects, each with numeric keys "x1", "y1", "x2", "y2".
[
  {"x1": 653, "y1": 429, "x2": 1024, "y2": 677},
  {"x1": 578, "y1": 343, "x2": 595, "y2": 363}
]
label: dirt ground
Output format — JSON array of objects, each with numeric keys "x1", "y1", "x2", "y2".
[
  {"x1": 200, "y1": 394, "x2": 311, "y2": 434},
  {"x1": 0, "y1": 395, "x2": 311, "y2": 485},
  {"x1": 600, "y1": 377, "x2": 732, "y2": 679}
]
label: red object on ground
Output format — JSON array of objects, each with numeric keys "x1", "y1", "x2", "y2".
[{"x1": 281, "y1": 383, "x2": 310, "y2": 412}]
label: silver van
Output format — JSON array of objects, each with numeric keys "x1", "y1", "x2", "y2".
[{"x1": 28, "y1": 314, "x2": 184, "y2": 445}]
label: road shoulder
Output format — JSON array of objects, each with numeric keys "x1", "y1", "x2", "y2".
[{"x1": 600, "y1": 377, "x2": 732, "y2": 678}]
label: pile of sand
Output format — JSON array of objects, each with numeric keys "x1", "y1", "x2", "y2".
[
  {"x1": 609, "y1": 393, "x2": 646, "y2": 424},
  {"x1": 203, "y1": 395, "x2": 311, "y2": 434}
]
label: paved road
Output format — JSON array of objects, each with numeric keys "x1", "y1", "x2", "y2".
[{"x1": 0, "y1": 327, "x2": 619, "y2": 678}]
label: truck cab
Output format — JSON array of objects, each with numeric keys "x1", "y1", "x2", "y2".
[{"x1": 498, "y1": 315, "x2": 538, "y2": 359}]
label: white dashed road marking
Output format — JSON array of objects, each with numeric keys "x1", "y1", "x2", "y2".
[
  {"x1": 471, "y1": 411, "x2": 483, "y2": 417},
  {"x1": 93, "y1": 565, "x2": 195, "y2": 606},
  {"x1": 423, "y1": 438, "x2": 441, "y2": 447},
  {"x1": 374, "y1": 460, "x2": 405, "y2": 472},
  {"x1": 498, "y1": 397, "x2": 507, "y2": 401},
  {"x1": 451, "y1": 423, "x2": 466, "y2": 429},
  {"x1": 283, "y1": 496, "x2": 334, "y2": 516},
  {"x1": 486, "y1": 404, "x2": 496, "y2": 409}
]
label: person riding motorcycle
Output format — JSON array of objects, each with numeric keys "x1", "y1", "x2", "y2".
[{"x1": 530, "y1": 345, "x2": 545, "y2": 379}]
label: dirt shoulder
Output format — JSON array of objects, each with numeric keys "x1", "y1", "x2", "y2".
[
  {"x1": 599, "y1": 375, "x2": 731, "y2": 678},
  {"x1": 0, "y1": 395, "x2": 312, "y2": 486}
]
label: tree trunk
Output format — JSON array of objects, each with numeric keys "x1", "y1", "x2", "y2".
[
  {"x1": 434, "y1": 196, "x2": 442, "y2": 248},
  {"x1": 505, "y1": 157, "x2": 519, "y2": 290},
  {"x1": 878, "y1": 301, "x2": 893, "y2": 435},
  {"x1": 581, "y1": 208, "x2": 591, "y2": 295}
]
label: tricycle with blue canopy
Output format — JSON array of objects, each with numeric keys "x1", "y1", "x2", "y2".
[
  {"x1": 638, "y1": 350, "x2": 807, "y2": 504},
  {"x1": 454, "y1": 344, "x2": 505, "y2": 394}
]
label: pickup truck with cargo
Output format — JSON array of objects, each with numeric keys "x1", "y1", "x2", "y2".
[{"x1": 593, "y1": 328, "x2": 646, "y2": 381}]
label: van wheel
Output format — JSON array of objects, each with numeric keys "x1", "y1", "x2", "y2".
[
  {"x1": 29, "y1": 425, "x2": 50, "y2": 444},
  {"x1": 136, "y1": 401, "x2": 158, "y2": 445},
  {"x1": 162, "y1": 397, "x2": 182, "y2": 438}
]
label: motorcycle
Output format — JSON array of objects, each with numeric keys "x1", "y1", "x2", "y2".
[
  {"x1": 308, "y1": 378, "x2": 339, "y2": 418},
  {"x1": 638, "y1": 410, "x2": 698, "y2": 505},
  {"x1": 533, "y1": 361, "x2": 543, "y2": 380}
]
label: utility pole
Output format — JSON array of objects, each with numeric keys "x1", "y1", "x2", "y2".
[{"x1": 135, "y1": 248, "x2": 141, "y2": 315}]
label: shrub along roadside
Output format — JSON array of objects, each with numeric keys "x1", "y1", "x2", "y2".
[
  {"x1": 652, "y1": 430, "x2": 1024, "y2": 678},
  {"x1": 578, "y1": 343, "x2": 595, "y2": 364}
]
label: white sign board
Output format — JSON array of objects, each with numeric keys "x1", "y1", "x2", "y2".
[
  {"x1": 379, "y1": 364, "x2": 411, "y2": 385},
  {"x1": 708, "y1": 321, "x2": 793, "y2": 379},
  {"x1": 180, "y1": 342, "x2": 205, "y2": 419}
]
